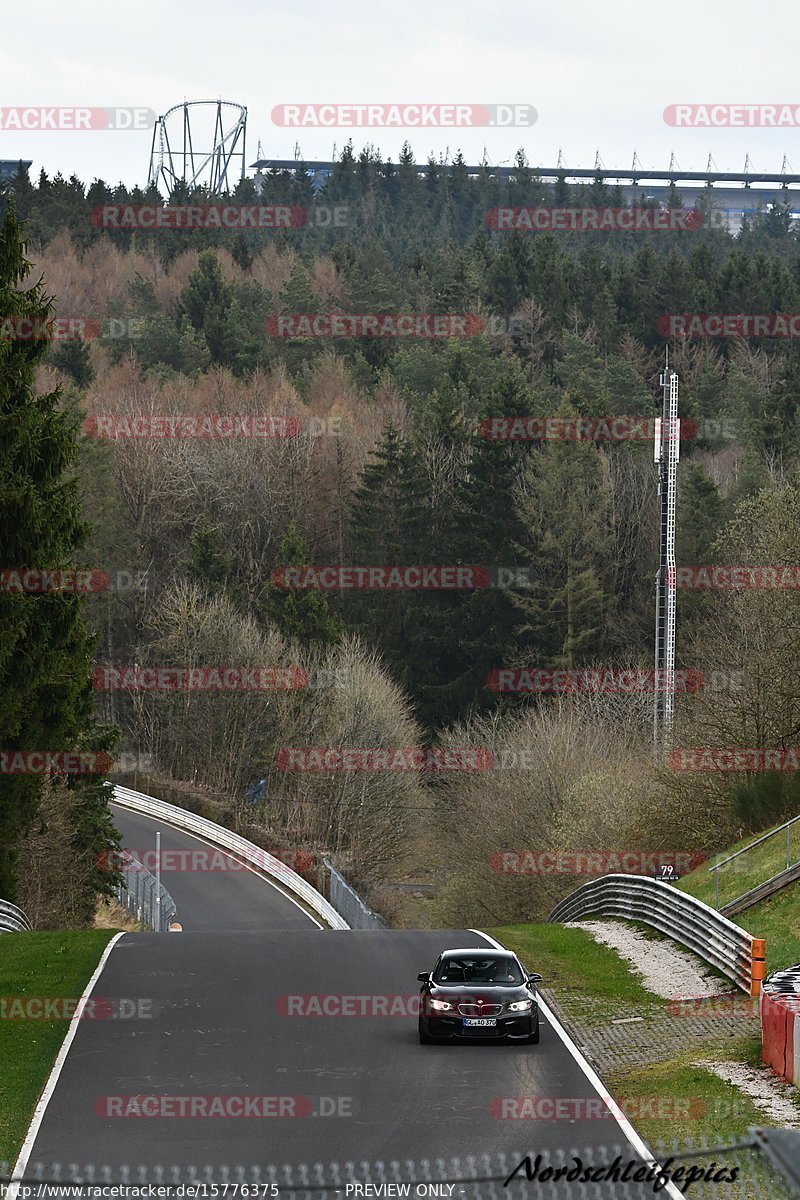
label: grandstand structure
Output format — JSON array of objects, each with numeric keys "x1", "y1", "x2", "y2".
[
  {"x1": 0, "y1": 159, "x2": 32, "y2": 181},
  {"x1": 250, "y1": 154, "x2": 800, "y2": 229}
]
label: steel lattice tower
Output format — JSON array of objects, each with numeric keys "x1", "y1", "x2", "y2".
[{"x1": 654, "y1": 360, "x2": 680, "y2": 754}]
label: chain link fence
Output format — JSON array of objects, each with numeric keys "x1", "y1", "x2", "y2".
[
  {"x1": 114, "y1": 850, "x2": 177, "y2": 931},
  {"x1": 4, "y1": 1131, "x2": 800, "y2": 1197},
  {"x1": 113, "y1": 787, "x2": 348, "y2": 928},
  {"x1": 323, "y1": 860, "x2": 387, "y2": 930}
]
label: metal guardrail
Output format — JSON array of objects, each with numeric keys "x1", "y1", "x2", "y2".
[
  {"x1": 0, "y1": 899, "x2": 31, "y2": 933},
  {"x1": 547, "y1": 874, "x2": 766, "y2": 995},
  {"x1": 110, "y1": 785, "x2": 350, "y2": 930},
  {"x1": 114, "y1": 851, "x2": 177, "y2": 931},
  {"x1": 721, "y1": 859, "x2": 800, "y2": 917},
  {"x1": 323, "y1": 860, "x2": 387, "y2": 930},
  {"x1": 710, "y1": 813, "x2": 800, "y2": 910},
  {"x1": 712, "y1": 812, "x2": 800, "y2": 873},
  {"x1": 764, "y1": 962, "x2": 800, "y2": 998}
]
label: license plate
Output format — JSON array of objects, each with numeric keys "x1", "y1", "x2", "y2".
[{"x1": 464, "y1": 1017, "x2": 497, "y2": 1027}]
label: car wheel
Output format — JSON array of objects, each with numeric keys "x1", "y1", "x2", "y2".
[
  {"x1": 524, "y1": 1020, "x2": 540, "y2": 1045},
  {"x1": 418, "y1": 1020, "x2": 433, "y2": 1044}
]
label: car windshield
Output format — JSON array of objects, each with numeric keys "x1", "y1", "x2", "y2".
[{"x1": 433, "y1": 956, "x2": 524, "y2": 985}]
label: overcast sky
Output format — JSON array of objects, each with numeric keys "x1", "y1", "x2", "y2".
[{"x1": 3, "y1": 0, "x2": 800, "y2": 188}]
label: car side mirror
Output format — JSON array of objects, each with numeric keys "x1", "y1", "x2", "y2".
[
  {"x1": 417, "y1": 972, "x2": 430, "y2": 982},
  {"x1": 528, "y1": 972, "x2": 543, "y2": 984}
]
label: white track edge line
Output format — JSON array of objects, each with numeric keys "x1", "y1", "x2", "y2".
[
  {"x1": 109, "y1": 800, "x2": 324, "y2": 930},
  {"x1": 9, "y1": 931, "x2": 127, "y2": 1196},
  {"x1": 469, "y1": 928, "x2": 684, "y2": 1200}
]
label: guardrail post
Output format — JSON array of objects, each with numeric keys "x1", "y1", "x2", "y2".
[{"x1": 751, "y1": 938, "x2": 767, "y2": 996}]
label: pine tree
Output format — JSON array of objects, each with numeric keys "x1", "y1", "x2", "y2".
[
  {"x1": 0, "y1": 205, "x2": 118, "y2": 903},
  {"x1": 260, "y1": 521, "x2": 340, "y2": 646},
  {"x1": 280, "y1": 260, "x2": 321, "y2": 314},
  {"x1": 186, "y1": 515, "x2": 242, "y2": 605},
  {"x1": 676, "y1": 463, "x2": 725, "y2": 635},
  {"x1": 512, "y1": 424, "x2": 614, "y2": 669},
  {"x1": 346, "y1": 424, "x2": 433, "y2": 702},
  {"x1": 178, "y1": 250, "x2": 233, "y2": 365},
  {"x1": 422, "y1": 435, "x2": 528, "y2": 725},
  {"x1": 49, "y1": 337, "x2": 94, "y2": 388},
  {"x1": 350, "y1": 423, "x2": 430, "y2": 562}
]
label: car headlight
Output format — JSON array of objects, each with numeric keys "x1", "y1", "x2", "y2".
[
  {"x1": 428, "y1": 998, "x2": 454, "y2": 1012},
  {"x1": 507, "y1": 999, "x2": 533, "y2": 1012}
]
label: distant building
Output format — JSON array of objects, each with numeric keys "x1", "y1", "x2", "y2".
[
  {"x1": 248, "y1": 155, "x2": 800, "y2": 230},
  {"x1": 0, "y1": 159, "x2": 32, "y2": 181}
]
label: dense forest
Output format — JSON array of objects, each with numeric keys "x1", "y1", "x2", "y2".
[{"x1": 3, "y1": 149, "x2": 800, "y2": 928}]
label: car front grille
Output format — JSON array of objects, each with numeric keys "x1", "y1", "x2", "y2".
[{"x1": 457, "y1": 1002, "x2": 503, "y2": 1017}]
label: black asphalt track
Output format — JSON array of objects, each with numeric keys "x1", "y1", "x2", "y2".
[{"x1": 17, "y1": 808, "x2": 676, "y2": 1197}]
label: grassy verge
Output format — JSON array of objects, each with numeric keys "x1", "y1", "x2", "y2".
[
  {"x1": 679, "y1": 839, "x2": 800, "y2": 973},
  {"x1": 732, "y1": 889, "x2": 800, "y2": 972},
  {"x1": 679, "y1": 821, "x2": 800, "y2": 913},
  {"x1": 0, "y1": 930, "x2": 117, "y2": 1167},
  {"x1": 489, "y1": 921, "x2": 665, "y2": 1014},
  {"x1": 489, "y1": 922, "x2": 799, "y2": 1149},
  {"x1": 94, "y1": 900, "x2": 141, "y2": 932},
  {"x1": 608, "y1": 1043, "x2": 766, "y2": 1141}
]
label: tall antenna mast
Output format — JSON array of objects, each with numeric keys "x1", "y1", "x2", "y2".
[{"x1": 654, "y1": 351, "x2": 680, "y2": 755}]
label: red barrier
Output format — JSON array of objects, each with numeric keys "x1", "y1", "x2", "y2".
[
  {"x1": 761, "y1": 989, "x2": 790, "y2": 1076},
  {"x1": 760, "y1": 984, "x2": 800, "y2": 1084}
]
